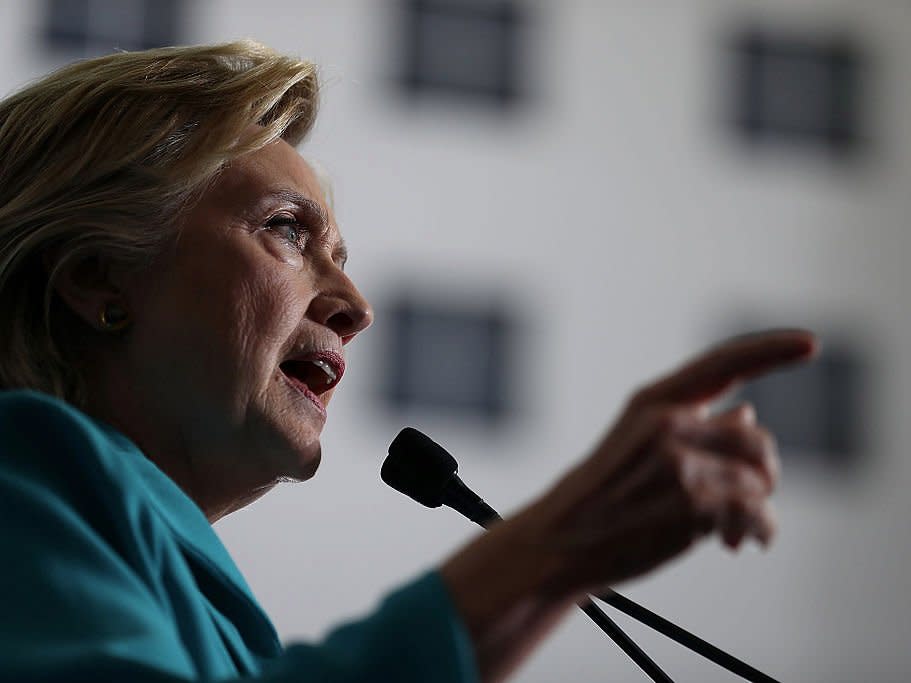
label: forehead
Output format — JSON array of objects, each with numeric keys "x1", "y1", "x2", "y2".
[{"x1": 201, "y1": 139, "x2": 336, "y2": 227}]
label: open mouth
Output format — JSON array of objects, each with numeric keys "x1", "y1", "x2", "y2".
[{"x1": 279, "y1": 351, "x2": 345, "y2": 401}]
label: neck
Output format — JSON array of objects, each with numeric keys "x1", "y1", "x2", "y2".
[{"x1": 81, "y1": 363, "x2": 277, "y2": 523}]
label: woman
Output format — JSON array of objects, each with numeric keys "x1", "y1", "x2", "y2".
[{"x1": 0, "y1": 41, "x2": 815, "y2": 682}]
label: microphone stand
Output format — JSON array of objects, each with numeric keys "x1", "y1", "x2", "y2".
[
  {"x1": 595, "y1": 589, "x2": 780, "y2": 683},
  {"x1": 457, "y1": 490, "x2": 675, "y2": 683},
  {"x1": 445, "y1": 477, "x2": 780, "y2": 683}
]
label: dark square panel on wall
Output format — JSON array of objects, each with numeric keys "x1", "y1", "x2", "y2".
[
  {"x1": 44, "y1": 0, "x2": 184, "y2": 56},
  {"x1": 399, "y1": 0, "x2": 525, "y2": 106},
  {"x1": 737, "y1": 344, "x2": 865, "y2": 468},
  {"x1": 382, "y1": 293, "x2": 515, "y2": 422},
  {"x1": 730, "y1": 28, "x2": 865, "y2": 154}
]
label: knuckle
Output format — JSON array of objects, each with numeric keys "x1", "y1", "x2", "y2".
[
  {"x1": 725, "y1": 421, "x2": 754, "y2": 452},
  {"x1": 684, "y1": 487, "x2": 712, "y2": 523},
  {"x1": 676, "y1": 459, "x2": 707, "y2": 506},
  {"x1": 653, "y1": 411, "x2": 678, "y2": 437},
  {"x1": 652, "y1": 438, "x2": 693, "y2": 492},
  {"x1": 765, "y1": 450, "x2": 782, "y2": 487},
  {"x1": 653, "y1": 407, "x2": 690, "y2": 437},
  {"x1": 729, "y1": 462, "x2": 760, "y2": 491},
  {"x1": 751, "y1": 427, "x2": 779, "y2": 478},
  {"x1": 735, "y1": 402, "x2": 756, "y2": 425},
  {"x1": 634, "y1": 406, "x2": 681, "y2": 444},
  {"x1": 756, "y1": 426, "x2": 777, "y2": 454},
  {"x1": 725, "y1": 494, "x2": 753, "y2": 520},
  {"x1": 727, "y1": 423, "x2": 775, "y2": 463},
  {"x1": 627, "y1": 384, "x2": 654, "y2": 411},
  {"x1": 657, "y1": 437, "x2": 687, "y2": 469}
]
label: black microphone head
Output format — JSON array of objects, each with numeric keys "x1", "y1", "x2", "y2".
[{"x1": 382, "y1": 427, "x2": 458, "y2": 508}]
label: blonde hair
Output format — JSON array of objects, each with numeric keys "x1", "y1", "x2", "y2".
[{"x1": 0, "y1": 40, "x2": 319, "y2": 406}]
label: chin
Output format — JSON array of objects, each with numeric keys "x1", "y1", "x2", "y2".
[
  {"x1": 285, "y1": 440, "x2": 321, "y2": 482},
  {"x1": 299, "y1": 448, "x2": 321, "y2": 480},
  {"x1": 247, "y1": 419, "x2": 323, "y2": 484}
]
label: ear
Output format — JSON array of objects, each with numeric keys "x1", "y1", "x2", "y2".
[{"x1": 45, "y1": 251, "x2": 132, "y2": 331}]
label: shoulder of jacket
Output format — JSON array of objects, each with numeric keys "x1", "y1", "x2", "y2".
[{"x1": 0, "y1": 389, "x2": 141, "y2": 512}]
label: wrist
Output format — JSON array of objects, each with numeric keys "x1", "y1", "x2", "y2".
[{"x1": 439, "y1": 510, "x2": 580, "y2": 642}]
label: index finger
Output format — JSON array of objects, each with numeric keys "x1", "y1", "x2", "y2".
[{"x1": 635, "y1": 329, "x2": 818, "y2": 407}]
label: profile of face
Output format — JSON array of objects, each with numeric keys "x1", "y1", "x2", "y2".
[{"x1": 100, "y1": 139, "x2": 372, "y2": 516}]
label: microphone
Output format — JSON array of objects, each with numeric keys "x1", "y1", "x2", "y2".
[
  {"x1": 382, "y1": 427, "x2": 673, "y2": 683},
  {"x1": 381, "y1": 427, "x2": 499, "y2": 527},
  {"x1": 382, "y1": 427, "x2": 781, "y2": 683}
]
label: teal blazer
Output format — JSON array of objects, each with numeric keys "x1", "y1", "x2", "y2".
[{"x1": 0, "y1": 390, "x2": 478, "y2": 682}]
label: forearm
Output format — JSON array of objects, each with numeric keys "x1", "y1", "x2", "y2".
[{"x1": 438, "y1": 508, "x2": 581, "y2": 683}]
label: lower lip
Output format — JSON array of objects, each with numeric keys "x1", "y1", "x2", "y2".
[{"x1": 281, "y1": 373, "x2": 328, "y2": 419}]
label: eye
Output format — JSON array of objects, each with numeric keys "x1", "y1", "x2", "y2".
[{"x1": 265, "y1": 213, "x2": 308, "y2": 253}]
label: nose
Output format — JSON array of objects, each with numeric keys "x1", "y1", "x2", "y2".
[{"x1": 307, "y1": 269, "x2": 374, "y2": 344}]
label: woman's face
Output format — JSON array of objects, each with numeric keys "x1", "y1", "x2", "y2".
[{"x1": 119, "y1": 139, "x2": 372, "y2": 515}]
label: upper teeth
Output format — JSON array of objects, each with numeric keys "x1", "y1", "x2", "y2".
[{"x1": 310, "y1": 359, "x2": 337, "y2": 384}]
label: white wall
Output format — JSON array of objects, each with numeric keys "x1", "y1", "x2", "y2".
[{"x1": 2, "y1": 1, "x2": 909, "y2": 681}]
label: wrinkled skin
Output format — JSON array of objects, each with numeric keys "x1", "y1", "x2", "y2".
[{"x1": 66, "y1": 139, "x2": 372, "y2": 521}]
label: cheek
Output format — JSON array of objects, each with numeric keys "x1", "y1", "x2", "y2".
[
  {"x1": 223, "y1": 271, "x2": 305, "y2": 371},
  {"x1": 138, "y1": 258, "x2": 306, "y2": 389}
]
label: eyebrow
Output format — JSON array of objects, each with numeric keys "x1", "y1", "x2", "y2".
[
  {"x1": 264, "y1": 189, "x2": 349, "y2": 267},
  {"x1": 266, "y1": 189, "x2": 329, "y2": 230}
]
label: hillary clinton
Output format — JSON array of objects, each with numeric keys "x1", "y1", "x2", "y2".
[{"x1": 0, "y1": 41, "x2": 815, "y2": 682}]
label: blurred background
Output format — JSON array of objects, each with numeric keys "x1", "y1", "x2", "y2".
[{"x1": 3, "y1": 0, "x2": 910, "y2": 680}]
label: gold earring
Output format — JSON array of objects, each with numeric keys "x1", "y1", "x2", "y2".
[{"x1": 99, "y1": 303, "x2": 130, "y2": 332}]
